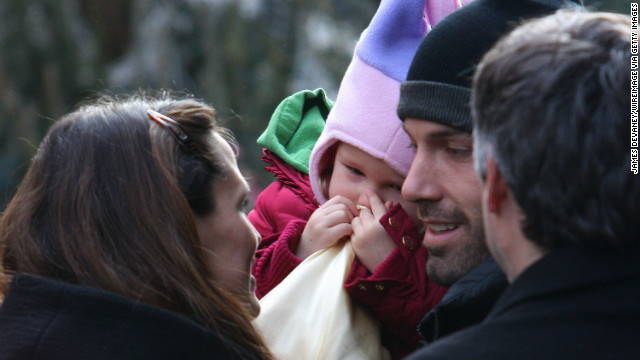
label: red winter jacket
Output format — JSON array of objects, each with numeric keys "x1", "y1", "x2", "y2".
[
  {"x1": 249, "y1": 150, "x2": 447, "y2": 359},
  {"x1": 249, "y1": 149, "x2": 319, "y2": 296}
]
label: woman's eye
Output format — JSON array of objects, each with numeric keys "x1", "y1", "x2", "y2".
[
  {"x1": 347, "y1": 166, "x2": 364, "y2": 176},
  {"x1": 390, "y1": 184, "x2": 402, "y2": 192},
  {"x1": 241, "y1": 198, "x2": 250, "y2": 214}
]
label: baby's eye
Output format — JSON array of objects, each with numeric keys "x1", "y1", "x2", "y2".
[{"x1": 347, "y1": 166, "x2": 364, "y2": 176}]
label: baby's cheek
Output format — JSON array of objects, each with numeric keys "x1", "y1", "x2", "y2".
[
  {"x1": 384, "y1": 192, "x2": 406, "y2": 208},
  {"x1": 399, "y1": 198, "x2": 420, "y2": 220}
]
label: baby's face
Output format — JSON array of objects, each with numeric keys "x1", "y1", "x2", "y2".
[{"x1": 327, "y1": 142, "x2": 418, "y2": 224}]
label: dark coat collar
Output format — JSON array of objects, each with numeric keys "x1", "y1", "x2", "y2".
[
  {"x1": 489, "y1": 248, "x2": 640, "y2": 320},
  {"x1": 0, "y1": 274, "x2": 254, "y2": 359},
  {"x1": 418, "y1": 258, "x2": 508, "y2": 343}
]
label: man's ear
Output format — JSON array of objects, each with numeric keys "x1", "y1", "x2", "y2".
[{"x1": 485, "y1": 158, "x2": 509, "y2": 213}]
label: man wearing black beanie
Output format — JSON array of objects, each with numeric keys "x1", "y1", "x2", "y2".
[
  {"x1": 408, "y1": 8, "x2": 638, "y2": 359},
  {"x1": 398, "y1": 0, "x2": 582, "y2": 349}
]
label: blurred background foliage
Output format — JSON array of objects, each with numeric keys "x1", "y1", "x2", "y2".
[{"x1": 0, "y1": 0, "x2": 629, "y2": 210}]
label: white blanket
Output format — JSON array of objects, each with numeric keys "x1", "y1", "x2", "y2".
[{"x1": 254, "y1": 242, "x2": 390, "y2": 360}]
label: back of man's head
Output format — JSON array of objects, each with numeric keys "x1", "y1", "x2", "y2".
[{"x1": 472, "y1": 10, "x2": 638, "y2": 255}]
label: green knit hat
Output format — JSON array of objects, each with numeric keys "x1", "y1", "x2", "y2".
[{"x1": 257, "y1": 88, "x2": 333, "y2": 174}]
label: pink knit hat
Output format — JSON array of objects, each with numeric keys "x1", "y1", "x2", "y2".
[{"x1": 308, "y1": 0, "x2": 470, "y2": 204}]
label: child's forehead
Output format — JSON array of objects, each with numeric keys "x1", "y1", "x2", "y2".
[{"x1": 335, "y1": 142, "x2": 404, "y2": 177}]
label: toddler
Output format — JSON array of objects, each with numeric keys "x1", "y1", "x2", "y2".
[{"x1": 249, "y1": 0, "x2": 469, "y2": 358}]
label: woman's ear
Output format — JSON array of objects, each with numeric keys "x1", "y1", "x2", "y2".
[{"x1": 484, "y1": 158, "x2": 509, "y2": 214}]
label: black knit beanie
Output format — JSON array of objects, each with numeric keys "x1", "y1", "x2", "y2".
[{"x1": 397, "y1": 0, "x2": 583, "y2": 132}]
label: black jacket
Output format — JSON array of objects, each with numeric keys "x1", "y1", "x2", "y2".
[
  {"x1": 408, "y1": 248, "x2": 640, "y2": 359},
  {"x1": 417, "y1": 258, "x2": 507, "y2": 344},
  {"x1": 0, "y1": 274, "x2": 257, "y2": 360}
]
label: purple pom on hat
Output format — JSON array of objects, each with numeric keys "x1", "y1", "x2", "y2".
[
  {"x1": 356, "y1": 0, "x2": 430, "y2": 82},
  {"x1": 309, "y1": 0, "x2": 470, "y2": 203}
]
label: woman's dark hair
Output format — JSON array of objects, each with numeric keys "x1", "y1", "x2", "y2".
[{"x1": 0, "y1": 91, "x2": 272, "y2": 359}]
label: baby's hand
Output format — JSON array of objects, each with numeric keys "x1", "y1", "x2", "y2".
[
  {"x1": 296, "y1": 195, "x2": 358, "y2": 259},
  {"x1": 351, "y1": 190, "x2": 396, "y2": 273}
]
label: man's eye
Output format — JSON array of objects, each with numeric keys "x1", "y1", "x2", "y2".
[
  {"x1": 348, "y1": 166, "x2": 364, "y2": 176},
  {"x1": 446, "y1": 147, "x2": 472, "y2": 156}
]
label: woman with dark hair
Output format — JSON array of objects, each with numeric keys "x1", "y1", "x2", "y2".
[{"x1": 0, "y1": 93, "x2": 273, "y2": 360}]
